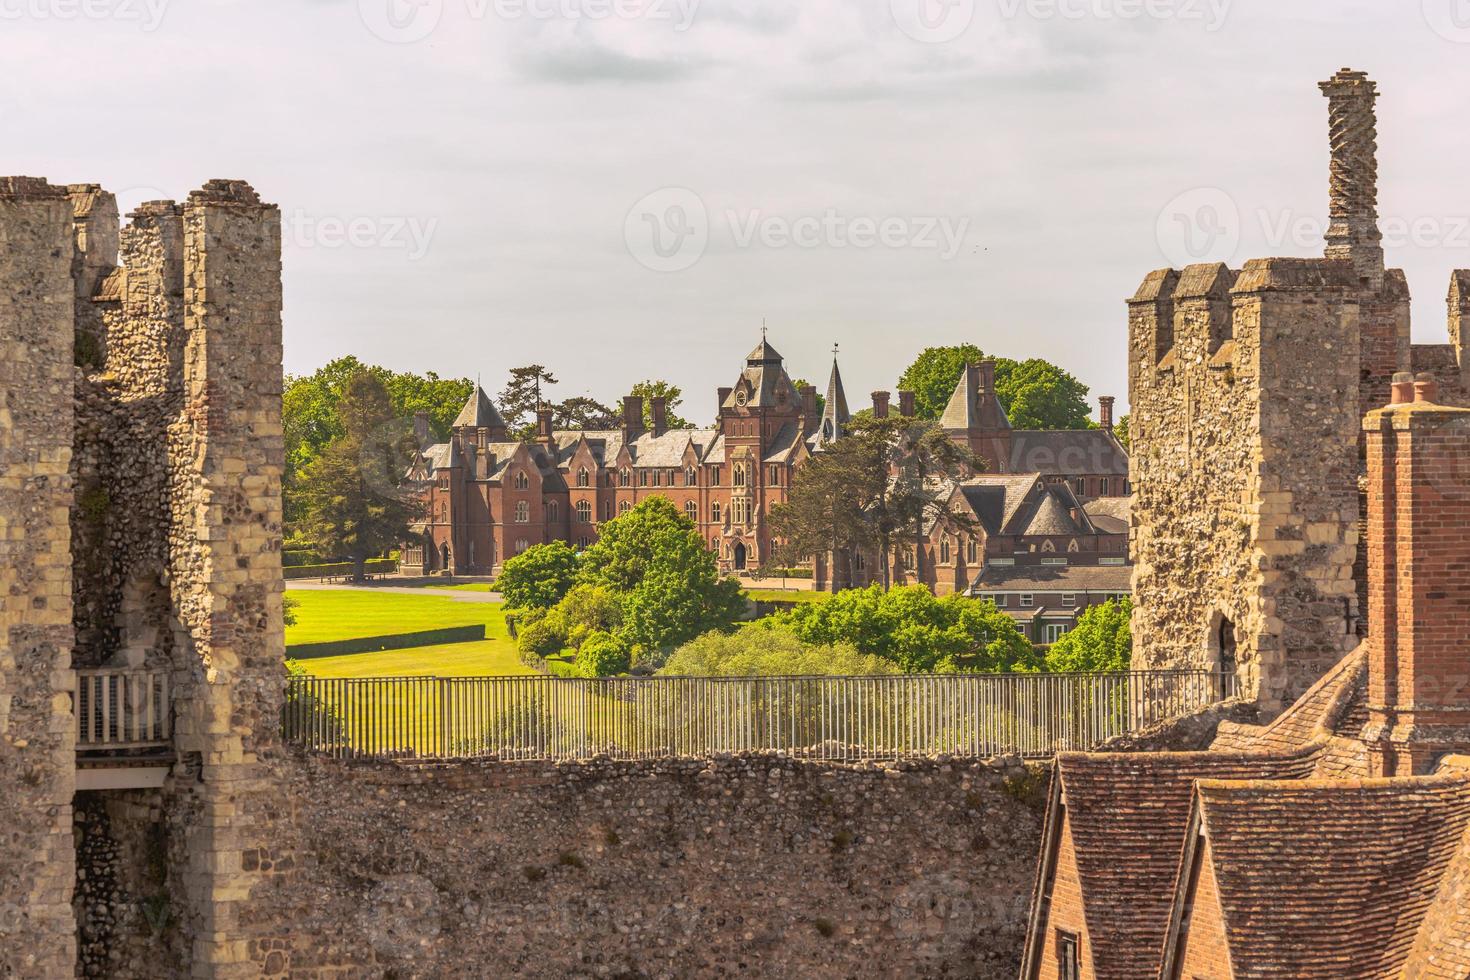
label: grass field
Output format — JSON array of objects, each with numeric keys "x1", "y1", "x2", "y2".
[
  {"x1": 743, "y1": 588, "x2": 827, "y2": 604},
  {"x1": 285, "y1": 589, "x2": 533, "y2": 678}
]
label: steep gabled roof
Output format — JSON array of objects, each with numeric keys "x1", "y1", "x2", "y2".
[
  {"x1": 814, "y1": 356, "x2": 851, "y2": 449},
  {"x1": 1047, "y1": 748, "x2": 1323, "y2": 979},
  {"x1": 1009, "y1": 430, "x2": 1130, "y2": 477},
  {"x1": 940, "y1": 363, "x2": 1011, "y2": 433},
  {"x1": 724, "y1": 335, "x2": 801, "y2": 411},
  {"x1": 452, "y1": 385, "x2": 506, "y2": 430},
  {"x1": 1185, "y1": 774, "x2": 1470, "y2": 978},
  {"x1": 954, "y1": 474, "x2": 1044, "y2": 535}
]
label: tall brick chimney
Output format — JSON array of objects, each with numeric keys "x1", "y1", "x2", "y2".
[
  {"x1": 1320, "y1": 69, "x2": 1384, "y2": 285},
  {"x1": 718, "y1": 387, "x2": 732, "y2": 417},
  {"x1": 800, "y1": 384, "x2": 818, "y2": 426},
  {"x1": 898, "y1": 390, "x2": 916, "y2": 417},
  {"x1": 413, "y1": 410, "x2": 432, "y2": 448},
  {"x1": 622, "y1": 395, "x2": 643, "y2": 438},
  {"x1": 1363, "y1": 372, "x2": 1470, "y2": 777},
  {"x1": 872, "y1": 391, "x2": 891, "y2": 419},
  {"x1": 1099, "y1": 396, "x2": 1115, "y2": 432},
  {"x1": 536, "y1": 406, "x2": 554, "y2": 446},
  {"x1": 649, "y1": 396, "x2": 667, "y2": 436}
]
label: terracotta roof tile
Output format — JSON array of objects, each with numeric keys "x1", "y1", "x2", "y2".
[{"x1": 1054, "y1": 748, "x2": 1321, "y2": 978}]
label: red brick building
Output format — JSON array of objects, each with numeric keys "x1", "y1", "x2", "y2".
[
  {"x1": 1020, "y1": 376, "x2": 1470, "y2": 979},
  {"x1": 404, "y1": 336, "x2": 1129, "y2": 583}
]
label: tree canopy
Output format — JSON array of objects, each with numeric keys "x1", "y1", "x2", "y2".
[
  {"x1": 628, "y1": 379, "x2": 692, "y2": 428},
  {"x1": 295, "y1": 370, "x2": 423, "y2": 580},
  {"x1": 771, "y1": 585, "x2": 1039, "y2": 673},
  {"x1": 497, "y1": 540, "x2": 579, "y2": 610},
  {"x1": 1043, "y1": 597, "x2": 1133, "y2": 673},
  {"x1": 574, "y1": 497, "x2": 745, "y2": 664},
  {"x1": 896, "y1": 345, "x2": 1094, "y2": 429},
  {"x1": 660, "y1": 621, "x2": 899, "y2": 677}
]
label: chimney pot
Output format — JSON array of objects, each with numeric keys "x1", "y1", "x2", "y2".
[
  {"x1": 872, "y1": 391, "x2": 891, "y2": 419},
  {"x1": 1391, "y1": 371, "x2": 1416, "y2": 405},
  {"x1": 1414, "y1": 373, "x2": 1440, "y2": 405}
]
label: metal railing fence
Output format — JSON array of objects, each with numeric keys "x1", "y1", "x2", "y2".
[
  {"x1": 76, "y1": 668, "x2": 172, "y2": 750},
  {"x1": 283, "y1": 669, "x2": 1237, "y2": 761}
]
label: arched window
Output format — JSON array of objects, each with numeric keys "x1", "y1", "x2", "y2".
[
  {"x1": 686, "y1": 466, "x2": 697, "y2": 486},
  {"x1": 515, "y1": 538, "x2": 528, "y2": 554},
  {"x1": 966, "y1": 539, "x2": 978, "y2": 563},
  {"x1": 514, "y1": 471, "x2": 529, "y2": 490},
  {"x1": 576, "y1": 500, "x2": 591, "y2": 524},
  {"x1": 1099, "y1": 477, "x2": 1110, "y2": 495},
  {"x1": 733, "y1": 465, "x2": 745, "y2": 487},
  {"x1": 548, "y1": 500, "x2": 559, "y2": 522},
  {"x1": 515, "y1": 500, "x2": 529, "y2": 523},
  {"x1": 1041, "y1": 539, "x2": 1056, "y2": 553},
  {"x1": 603, "y1": 501, "x2": 612, "y2": 521},
  {"x1": 770, "y1": 465, "x2": 780, "y2": 485},
  {"x1": 439, "y1": 503, "x2": 447, "y2": 522},
  {"x1": 684, "y1": 500, "x2": 698, "y2": 521},
  {"x1": 619, "y1": 468, "x2": 630, "y2": 487},
  {"x1": 711, "y1": 502, "x2": 722, "y2": 523},
  {"x1": 577, "y1": 467, "x2": 589, "y2": 488},
  {"x1": 940, "y1": 538, "x2": 952, "y2": 564},
  {"x1": 619, "y1": 500, "x2": 631, "y2": 515}
]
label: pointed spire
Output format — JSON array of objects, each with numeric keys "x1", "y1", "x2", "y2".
[{"x1": 815, "y1": 344, "x2": 851, "y2": 448}]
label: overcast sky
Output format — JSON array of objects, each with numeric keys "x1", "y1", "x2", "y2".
[{"x1": 9, "y1": 0, "x2": 1470, "y2": 416}]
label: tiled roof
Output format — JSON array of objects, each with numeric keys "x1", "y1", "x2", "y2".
[
  {"x1": 1054, "y1": 748, "x2": 1323, "y2": 978},
  {"x1": 762, "y1": 422, "x2": 804, "y2": 463},
  {"x1": 1019, "y1": 490, "x2": 1089, "y2": 537},
  {"x1": 452, "y1": 386, "x2": 506, "y2": 430},
  {"x1": 1082, "y1": 495, "x2": 1130, "y2": 534},
  {"x1": 1193, "y1": 774, "x2": 1470, "y2": 978},
  {"x1": 939, "y1": 364, "x2": 1011, "y2": 433},
  {"x1": 970, "y1": 564, "x2": 1131, "y2": 592},
  {"x1": 1210, "y1": 647, "x2": 1365, "y2": 754},
  {"x1": 549, "y1": 428, "x2": 720, "y2": 469},
  {"x1": 1009, "y1": 430, "x2": 1129, "y2": 477},
  {"x1": 92, "y1": 267, "x2": 124, "y2": 303},
  {"x1": 955, "y1": 474, "x2": 1045, "y2": 535},
  {"x1": 724, "y1": 336, "x2": 801, "y2": 411}
]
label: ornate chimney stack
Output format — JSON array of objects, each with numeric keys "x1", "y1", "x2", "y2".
[
  {"x1": 1319, "y1": 69, "x2": 1384, "y2": 285},
  {"x1": 1099, "y1": 396, "x2": 1115, "y2": 432},
  {"x1": 872, "y1": 391, "x2": 891, "y2": 419},
  {"x1": 535, "y1": 405, "x2": 555, "y2": 446},
  {"x1": 898, "y1": 390, "x2": 916, "y2": 417},
  {"x1": 622, "y1": 395, "x2": 643, "y2": 439},
  {"x1": 649, "y1": 396, "x2": 668, "y2": 436}
]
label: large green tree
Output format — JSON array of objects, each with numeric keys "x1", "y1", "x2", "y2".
[
  {"x1": 772, "y1": 585, "x2": 1039, "y2": 673},
  {"x1": 628, "y1": 379, "x2": 692, "y2": 428},
  {"x1": 497, "y1": 540, "x2": 579, "y2": 610},
  {"x1": 659, "y1": 620, "x2": 899, "y2": 677},
  {"x1": 295, "y1": 370, "x2": 423, "y2": 581},
  {"x1": 897, "y1": 345, "x2": 1093, "y2": 429},
  {"x1": 499, "y1": 365, "x2": 558, "y2": 440},
  {"x1": 770, "y1": 429, "x2": 887, "y2": 593},
  {"x1": 575, "y1": 497, "x2": 745, "y2": 666},
  {"x1": 283, "y1": 356, "x2": 472, "y2": 525},
  {"x1": 1044, "y1": 597, "x2": 1133, "y2": 673}
]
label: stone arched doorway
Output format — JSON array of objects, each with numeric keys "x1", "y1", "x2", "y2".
[{"x1": 733, "y1": 542, "x2": 747, "y2": 571}]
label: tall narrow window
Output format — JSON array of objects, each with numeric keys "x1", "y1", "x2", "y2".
[
  {"x1": 685, "y1": 500, "x2": 698, "y2": 521},
  {"x1": 515, "y1": 501, "x2": 529, "y2": 523},
  {"x1": 734, "y1": 465, "x2": 745, "y2": 487},
  {"x1": 577, "y1": 467, "x2": 589, "y2": 487},
  {"x1": 940, "y1": 538, "x2": 952, "y2": 564},
  {"x1": 514, "y1": 471, "x2": 529, "y2": 490},
  {"x1": 711, "y1": 502, "x2": 722, "y2": 523},
  {"x1": 576, "y1": 500, "x2": 591, "y2": 524},
  {"x1": 1056, "y1": 931, "x2": 1080, "y2": 980},
  {"x1": 619, "y1": 500, "x2": 630, "y2": 515},
  {"x1": 686, "y1": 466, "x2": 697, "y2": 486},
  {"x1": 547, "y1": 500, "x2": 558, "y2": 522}
]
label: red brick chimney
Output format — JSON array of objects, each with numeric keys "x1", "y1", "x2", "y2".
[
  {"x1": 1363, "y1": 371, "x2": 1470, "y2": 776},
  {"x1": 649, "y1": 396, "x2": 668, "y2": 436},
  {"x1": 622, "y1": 395, "x2": 643, "y2": 438},
  {"x1": 536, "y1": 406, "x2": 555, "y2": 446},
  {"x1": 413, "y1": 410, "x2": 432, "y2": 448},
  {"x1": 872, "y1": 391, "x2": 891, "y2": 419},
  {"x1": 800, "y1": 384, "x2": 818, "y2": 426},
  {"x1": 718, "y1": 387, "x2": 732, "y2": 417},
  {"x1": 898, "y1": 390, "x2": 915, "y2": 417},
  {"x1": 1099, "y1": 396, "x2": 1115, "y2": 432}
]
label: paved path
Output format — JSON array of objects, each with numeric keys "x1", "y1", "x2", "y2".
[{"x1": 286, "y1": 581, "x2": 503, "y2": 603}]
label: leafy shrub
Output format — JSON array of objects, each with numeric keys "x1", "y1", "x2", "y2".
[
  {"x1": 517, "y1": 618, "x2": 566, "y2": 664},
  {"x1": 1043, "y1": 597, "x2": 1132, "y2": 673},
  {"x1": 552, "y1": 584, "x2": 623, "y2": 649},
  {"x1": 659, "y1": 622, "x2": 899, "y2": 677},
  {"x1": 498, "y1": 541, "x2": 579, "y2": 610},
  {"x1": 575, "y1": 630, "x2": 631, "y2": 677}
]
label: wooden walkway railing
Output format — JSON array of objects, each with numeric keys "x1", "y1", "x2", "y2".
[
  {"x1": 76, "y1": 668, "x2": 171, "y2": 751},
  {"x1": 283, "y1": 669, "x2": 1238, "y2": 762}
]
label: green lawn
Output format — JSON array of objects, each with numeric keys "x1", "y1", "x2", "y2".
[
  {"x1": 285, "y1": 589, "x2": 533, "y2": 678},
  {"x1": 744, "y1": 588, "x2": 827, "y2": 604}
]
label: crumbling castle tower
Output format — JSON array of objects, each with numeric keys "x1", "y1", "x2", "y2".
[
  {"x1": 1129, "y1": 71, "x2": 1470, "y2": 712},
  {"x1": 0, "y1": 177, "x2": 284, "y2": 977}
]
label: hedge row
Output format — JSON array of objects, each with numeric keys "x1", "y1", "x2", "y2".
[
  {"x1": 283, "y1": 559, "x2": 398, "y2": 580},
  {"x1": 286, "y1": 624, "x2": 485, "y2": 660},
  {"x1": 754, "y1": 568, "x2": 814, "y2": 579}
]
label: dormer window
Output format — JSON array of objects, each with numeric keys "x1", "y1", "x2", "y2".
[
  {"x1": 577, "y1": 467, "x2": 589, "y2": 488},
  {"x1": 514, "y1": 471, "x2": 529, "y2": 490},
  {"x1": 686, "y1": 466, "x2": 697, "y2": 486}
]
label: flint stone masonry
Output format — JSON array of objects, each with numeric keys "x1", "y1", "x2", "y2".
[
  {"x1": 240, "y1": 752, "x2": 1047, "y2": 978},
  {"x1": 1128, "y1": 71, "x2": 1470, "y2": 714}
]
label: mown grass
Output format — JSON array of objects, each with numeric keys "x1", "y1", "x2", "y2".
[
  {"x1": 743, "y1": 588, "x2": 827, "y2": 604},
  {"x1": 285, "y1": 589, "x2": 532, "y2": 678}
]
